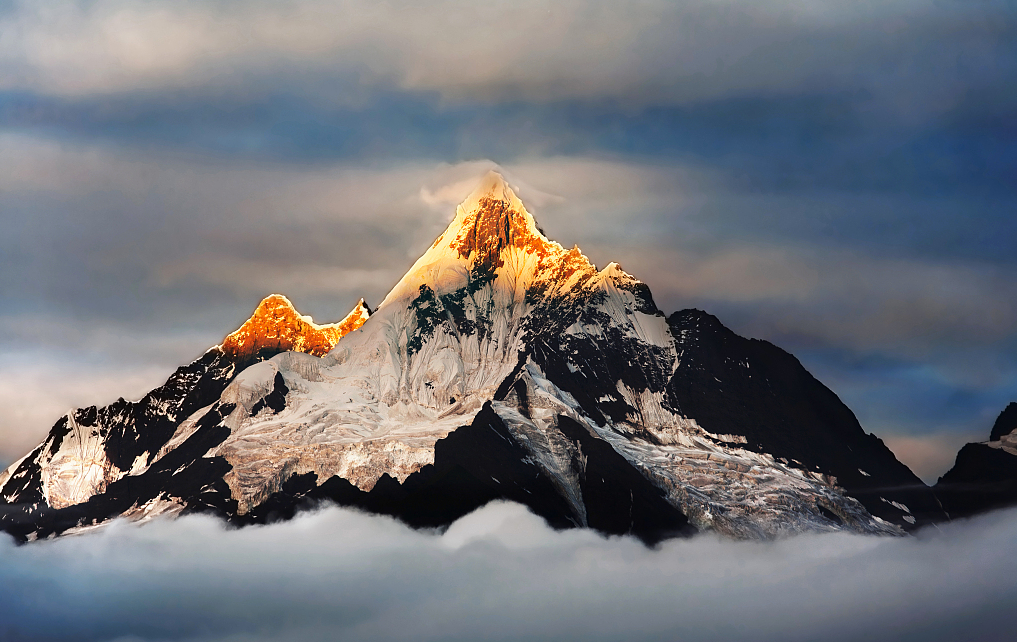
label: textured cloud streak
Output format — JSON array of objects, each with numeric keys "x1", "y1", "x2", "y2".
[
  {"x1": 3, "y1": 0, "x2": 1013, "y2": 118},
  {"x1": 0, "y1": 502, "x2": 1014, "y2": 642}
]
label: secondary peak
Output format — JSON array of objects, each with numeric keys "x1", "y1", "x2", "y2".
[{"x1": 222, "y1": 294, "x2": 369, "y2": 360}]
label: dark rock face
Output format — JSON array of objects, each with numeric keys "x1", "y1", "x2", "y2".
[
  {"x1": 552, "y1": 415, "x2": 694, "y2": 542},
  {"x1": 0, "y1": 401, "x2": 238, "y2": 542},
  {"x1": 100, "y1": 349, "x2": 238, "y2": 472},
  {"x1": 934, "y1": 402, "x2": 1017, "y2": 519},
  {"x1": 663, "y1": 310, "x2": 947, "y2": 530},
  {"x1": 240, "y1": 403, "x2": 694, "y2": 546},
  {"x1": 242, "y1": 402, "x2": 578, "y2": 532},
  {"x1": 935, "y1": 444, "x2": 1017, "y2": 519},
  {"x1": 0, "y1": 348, "x2": 238, "y2": 526},
  {"x1": 2, "y1": 304, "x2": 961, "y2": 543},
  {"x1": 990, "y1": 402, "x2": 1017, "y2": 442}
]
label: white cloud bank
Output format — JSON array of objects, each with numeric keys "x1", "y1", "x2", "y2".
[{"x1": 0, "y1": 501, "x2": 1014, "y2": 642}]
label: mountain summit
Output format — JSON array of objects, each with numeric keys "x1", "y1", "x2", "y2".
[
  {"x1": 444, "y1": 171, "x2": 548, "y2": 263},
  {"x1": 0, "y1": 172, "x2": 948, "y2": 542},
  {"x1": 380, "y1": 171, "x2": 593, "y2": 310}
]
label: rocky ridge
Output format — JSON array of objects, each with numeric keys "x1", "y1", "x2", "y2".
[
  {"x1": 0, "y1": 296, "x2": 368, "y2": 539},
  {"x1": 222, "y1": 294, "x2": 370, "y2": 361},
  {"x1": 934, "y1": 402, "x2": 1017, "y2": 519},
  {"x1": 0, "y1": 171, "x2": 949, "y2": 542}
]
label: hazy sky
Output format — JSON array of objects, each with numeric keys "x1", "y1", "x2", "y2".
[{"x1": 1, "y1": 0, "x2": 1015, "y2": 482}]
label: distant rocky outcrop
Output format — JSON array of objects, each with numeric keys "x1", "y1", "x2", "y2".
[{"x1": 934, "y1": 402, "x2": 1017, "y2": 519}]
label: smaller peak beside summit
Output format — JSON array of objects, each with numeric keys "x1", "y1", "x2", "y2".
[{"x1": 222, "y1": 294, "x2": 369, "y2": 361}]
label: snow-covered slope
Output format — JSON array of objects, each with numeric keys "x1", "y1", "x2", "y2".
[
  {"x1": 205, "y1": 172, "x2": 626, "y2": 513},
  {"x1": 0, "y1": 172, "x2": 947, "y2": 542},
  {"x1": 0, "y1": 296, "x2": 368, "y2": 539}
]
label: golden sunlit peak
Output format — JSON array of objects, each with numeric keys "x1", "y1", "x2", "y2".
[
  {"x1": 221, "y1": 294, "x2": 369, "y2": 360},
  {"x1": 378, "y1": 170, "x2": 593, "y2": 309},
  {"x1": 442, "y1": 171, "x2": 554, "y2": 263}
]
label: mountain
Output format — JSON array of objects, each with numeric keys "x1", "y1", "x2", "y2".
[
  {"x1": 0, "y1": 295, "x2": 369, "y2": 540},
  {"x1": 934, "y1": 402, "x2": 1017, "y2": 519},
  {"x1": 0, "y1": 172, "x2": 947, "y2": 543},
  {"x1": 664, "y1": 310, "x2": 945, "y2": 530}
]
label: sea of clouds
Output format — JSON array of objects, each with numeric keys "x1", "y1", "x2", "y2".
[{"x1": 1, "y1": 501, "x2": 1014, "y2": 642}]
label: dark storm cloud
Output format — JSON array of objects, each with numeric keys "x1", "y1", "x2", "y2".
[
  {"x1": 5, "y1": 91, "x2": 1013, "y2": 208},
  {"x1": 1, "y1": 502, "x2": 1017, "y2": 642}
]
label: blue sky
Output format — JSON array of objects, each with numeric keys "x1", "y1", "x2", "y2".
[{"x1": 0, "y1": 0, "x2": 1015, "y2": 481}]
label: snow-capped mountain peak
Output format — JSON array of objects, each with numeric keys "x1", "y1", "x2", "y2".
[
  {"x1": 222, "y1": 294, "x2": 370, "y2": 360},
  {"x1": 458, "y1": 170, "x2": 529, "y2": 221},
  {"x1": 0, "y1": 295, "x2": 370, "y2": 519},
  {"x1": 447, "y1": 170, "x2": 547, "y2": 259},
  {"x1": 0, "y1": 171, "x2": 950, "y2": 543},
  {"x1": 379, "y1": 171, "x2": 595, "y2": 310}
]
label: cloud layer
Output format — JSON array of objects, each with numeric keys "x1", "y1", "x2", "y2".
[
  {"x1": 1, "y1": 502, "x2": 1015, "y2": 642},
  {"x1": 4, "y1": 0, "x2": 1014, "y2": 119}
]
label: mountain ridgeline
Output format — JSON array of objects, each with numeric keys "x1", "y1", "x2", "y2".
[
  {"x1": 933, "y1": 403, "x2": 1017, "y2": 519},
  {"x1": 5, "y1": 171, "x2": 996, "y2": 544}
]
